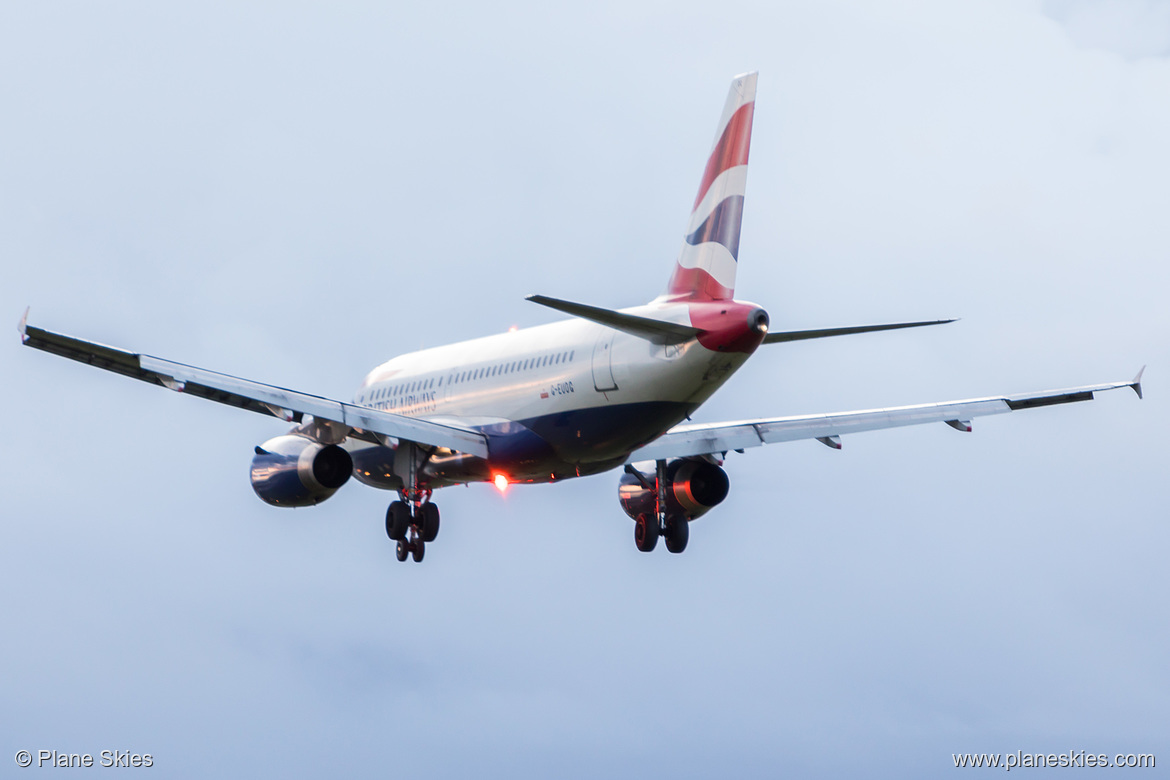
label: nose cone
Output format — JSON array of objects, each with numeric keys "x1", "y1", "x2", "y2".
[{"x1": 690, "y1": 302, "x2": 770, "y2": 353}]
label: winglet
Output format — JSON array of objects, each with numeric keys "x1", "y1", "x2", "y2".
[
  {"x1": 17, "y1": 307, "x2": 29, "y2": 342},
  {"x1": 1131, "y1": 365, "x2": 1145, "y2": 399}
]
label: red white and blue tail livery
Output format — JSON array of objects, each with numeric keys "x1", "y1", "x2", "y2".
[
  {"x1": 20, "y1": 73, "x2": 1143, "y2": 563},
  {"x1": 668, "y1": 71, "x2": 755, "y2": 302}
]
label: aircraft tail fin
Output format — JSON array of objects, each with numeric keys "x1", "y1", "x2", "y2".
[{"x1": 665, "y1": 72, "x2": 757, "y2": 301}]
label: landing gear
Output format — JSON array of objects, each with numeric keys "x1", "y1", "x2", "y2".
[
  {"x1": 420, "y1": 502, "x2": 440, "y2": 543},
  {"x1": 386, "y1": 501, "x2": 410, "y2": 541},
  {"x1": 664, "y1": 515, "x2": 689, "y2": 554},
  {"x1": 388, "y1": 502, "x2": 436, "y2": 563},
  {"x1": 387, "y1": 443, "x2": 440, "y2": 563},
  {"x1": 393, "y1": 525, "x2": 428, "y2": 563},
  {"x1": 386, "y1": 480, "x2": 437, "y2": 562},
  {"x1": 634, "y1": 515, "x2": 659, "y2": 552},
  {"x1": 632, "y1": 458, "x2": 690, "y2": 554},
  {"x1": 634, "y1": 513, "x2": 687, "y2": 553}
]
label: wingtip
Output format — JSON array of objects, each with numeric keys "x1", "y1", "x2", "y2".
[
  {"x1": 17, "y1": 306, "x2": 29, "y2": 342},
  {"x1": 1131, "y1": 365, "x2": 1145, "y2": 399}
]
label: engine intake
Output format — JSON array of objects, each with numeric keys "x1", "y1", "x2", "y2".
[
  {"x1": 251, "y1": 434, "x2": 353, "y2": 507},
  {"x1": 618, "y1": 459, "x2": 729, "y2": 522}
]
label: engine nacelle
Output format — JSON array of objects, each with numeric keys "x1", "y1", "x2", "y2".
[
  {"x1": 618, "y1": 459, "x2": 730, "y2": 522},
  {"x1": 250, "y1": 434, "x2": 353, "y2": 507}
]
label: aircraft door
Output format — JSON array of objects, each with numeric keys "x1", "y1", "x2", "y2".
[{"x1": 591, "y1": 330, "x2": 618, "y2": 392}]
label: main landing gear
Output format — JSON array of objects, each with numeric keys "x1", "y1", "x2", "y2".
[
  {"x1": 634, "y1": 458, "x2": 689, "y2": 554},
  {"x1": 385, "y1": 442, "x2": 440, "y2": 564},
  {"x1": 385, "y1": 492, "x2": 440, "y2": 564},
  {"x1": 634, "y1": 513, "x2": 688, "y2": 553}
]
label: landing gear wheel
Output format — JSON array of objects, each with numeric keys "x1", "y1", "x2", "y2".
[
  {"x1": 395, "y1": 540, "x2": 409, "y2": 562},
  {"x1": 411, "y1": 539, "x2": 425, "y2": 563},
  {"x1": 634, "y1": 515, "x2": 659, "y2": 552},
  {"x1": 386, "y1": 501, "x2": 410, "y2": 541},
  {"x1": 664, "y1": 516, "x2": 689, "y2": 554},
  {"x1": 420, "y1": 503, "x2": 440, "y2": 542}
]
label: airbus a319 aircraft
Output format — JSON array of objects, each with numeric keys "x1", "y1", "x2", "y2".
[{"x1": 21, "y1": 72, "x2": 1143, "y2": 563}]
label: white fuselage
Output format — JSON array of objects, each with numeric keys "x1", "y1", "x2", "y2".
[{"x1": 344, "y1": 300, "x2": 758, "y2": 489}]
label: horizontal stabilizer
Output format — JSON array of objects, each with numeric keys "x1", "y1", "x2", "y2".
[
  {"x1": 526, "y1": 295, "x2": 701, "y2": 344},
  {"x1": 763, "y1": 319, "x2": 956, "y2": 344}
]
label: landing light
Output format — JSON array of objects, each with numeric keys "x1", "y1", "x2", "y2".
[{"x1": 493, "y1": 474, "x2": 510, "y2": 493}]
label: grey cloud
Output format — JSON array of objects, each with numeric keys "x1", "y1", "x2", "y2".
[{"x1": 1044, "y1": 0, "x2": 1170, "y2": 59}]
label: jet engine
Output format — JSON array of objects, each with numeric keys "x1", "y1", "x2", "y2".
[
  {"x1": 618, "y1": 458, "x2": 730, "y2": 522},
  {"x1": 250, "y1": 434, "x2": 353, "y2": 507}
]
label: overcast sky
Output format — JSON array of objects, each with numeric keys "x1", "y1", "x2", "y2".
[{"x1": 2, "y1": 1, "x2": 1167, "y2": 777}]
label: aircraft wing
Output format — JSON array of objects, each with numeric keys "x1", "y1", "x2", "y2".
[
  {"x1": 627, "y1": 372, "x2": 1144, "y2": 462},
  {"x1": 18, "y1": 312, "x2": 489, "y2": 458}
]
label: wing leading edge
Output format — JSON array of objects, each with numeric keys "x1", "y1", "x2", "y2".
[
  {"x1": 628, "y1": 370, "x2": 1145, "y2": 462},
  {"x1": 19, "y1": 313, "x2": 489, "y2": 458}
]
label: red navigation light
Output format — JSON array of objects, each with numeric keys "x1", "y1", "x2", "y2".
[{"x1": 493, "y1": 474, "x2": 510, "y2": 493}]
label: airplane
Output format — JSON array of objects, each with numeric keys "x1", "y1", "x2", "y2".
[{"x1": 20, "y1": 72, "x2": 1144, "y2": 563}]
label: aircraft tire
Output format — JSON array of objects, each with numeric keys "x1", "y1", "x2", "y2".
[
  {"x1": 664, "y1": 516, "x2": 689, "y2": 554},
  {"x1": 421, "y1": 503, "x2": 440, "y2": 542},
  {"x1": 634, "y1": 515, "x2": 659, "y2": 552},
  {"x1": 395, "y1": 540, "x2": 409, "y2": 562},
  {"x1": 411, "y1": 540, "x2": 425, "y2": 563},
  {"x1": 386, "y1": 501, "x2": 410, "y2": 541}
]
